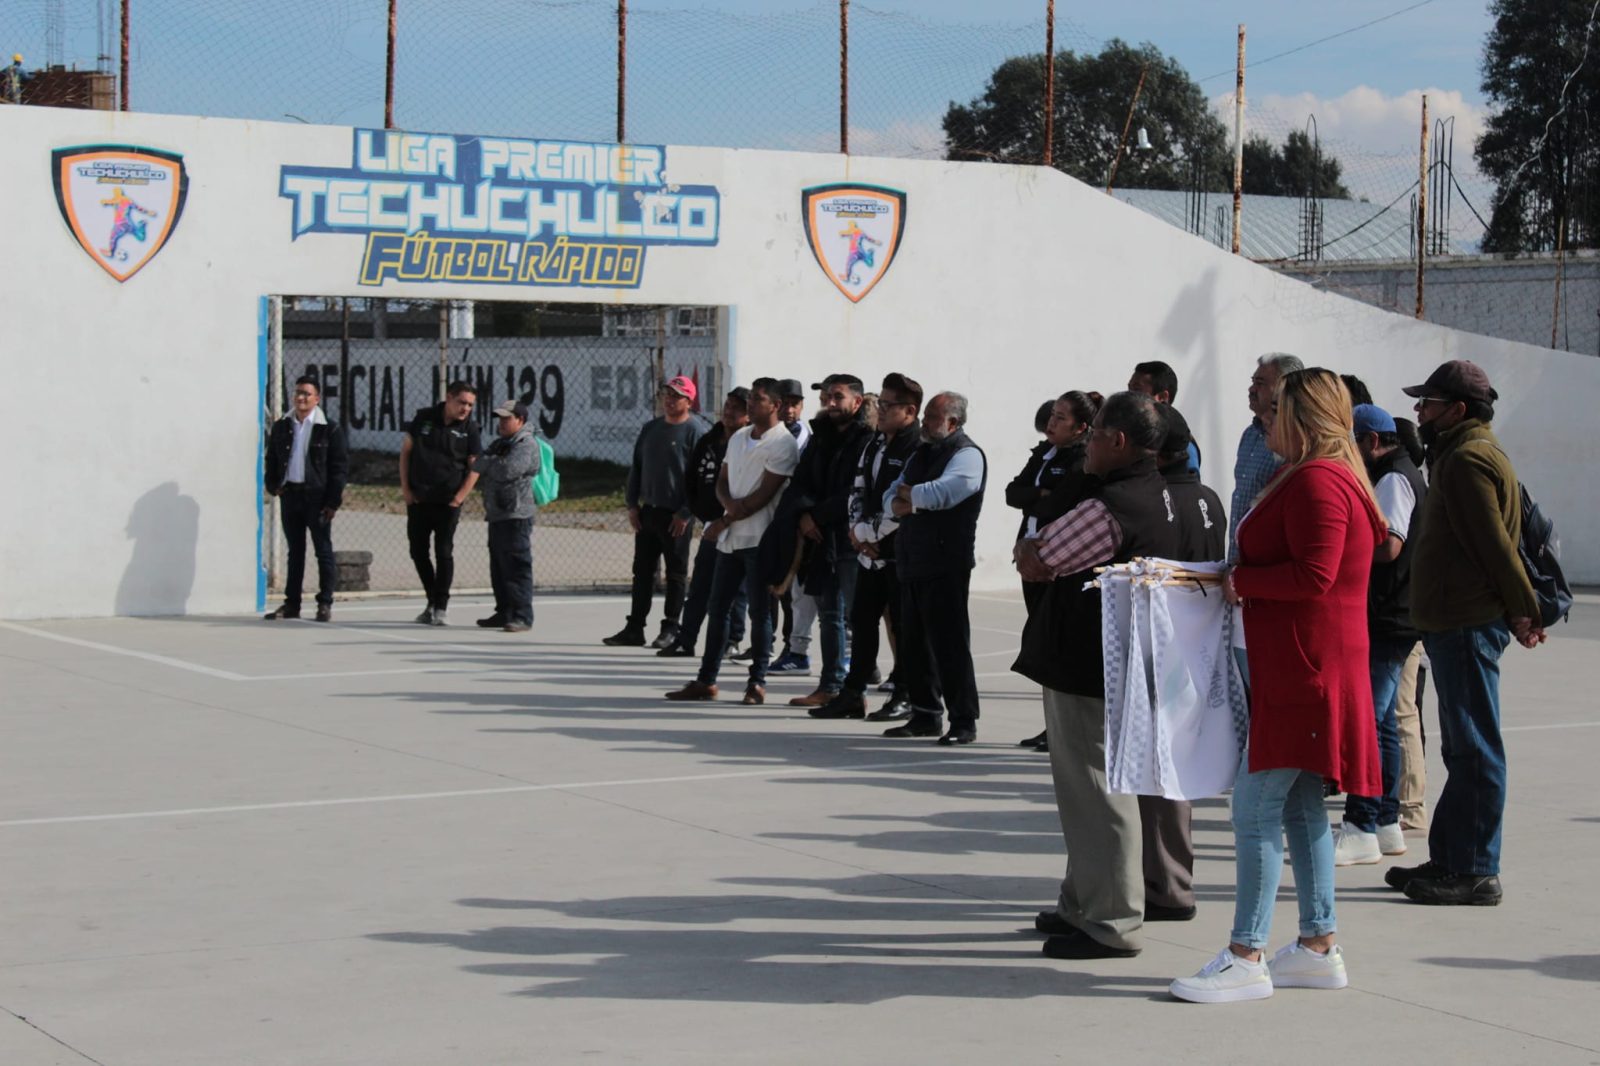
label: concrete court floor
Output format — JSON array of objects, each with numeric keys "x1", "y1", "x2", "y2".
[{"x1": 1, "y1": 590, "x2": 1597, "y2": 1066}]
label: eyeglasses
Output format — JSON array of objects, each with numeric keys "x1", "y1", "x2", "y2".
[
  {"x1": 293, "y1": 389, "x2": 317, "y2": 398},
  {"x1": 1414, "y1": 396, "x2": 1455, "y2": 409}
]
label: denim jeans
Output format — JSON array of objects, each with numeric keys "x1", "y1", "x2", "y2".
[
  {"x1": 1423, "y1": 620, "x2": 1512, "y2": 876},
  {"x1": 697, "y1": 547, "x2": 774, "y2": 687},
  {"x1": 280, "y1": 486, "x2": 336, "y2": 609},
  {"x1": 1230, "y1": 761, "x2": 1336, "y2": 950},
  {"x1": 1344, "y1": 637, "x2": 1414, "y2": 832},
  {"x1": 486, "y1": 518, "x2": 534, "y2": 626},
  {"x1": 676, "y1": 536, "x2": 746, "y2": 651},
  {"x1": 815, "y1": 558, "x2": 859, "y2": 691}
]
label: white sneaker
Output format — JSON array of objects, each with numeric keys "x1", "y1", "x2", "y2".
[
  {"x1": 1169, "y1": 948, "x2": 1273, "y2": 1003},
  {"x1": 1268, "y1": 942, "x2": 1348, "y2": 989},
  {"x1": 1376, "y1": 823, "x2": 1407, "y2": 855},
  {"x1": 1332, "y1": 821, "x2": 1382, "y2": 866}
]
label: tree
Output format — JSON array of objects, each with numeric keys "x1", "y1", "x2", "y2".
[
  {"x1": 943, "y1": 39, "x2": 1230, "y2": 191},
  {"x1": 1240, "y1": 130, "x2": 1351, "y2": 198},
  {"x1": 1476, "y1": 0, "x2": 1600, "y2": 252}
]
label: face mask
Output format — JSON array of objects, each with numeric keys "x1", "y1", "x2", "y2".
[{"x1": 1418, "y1": 420, "x2": 1440, "y2": 448}]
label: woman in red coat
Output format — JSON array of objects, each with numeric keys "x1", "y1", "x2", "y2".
[{"x1": 1171, "y1": 368, "x2": 1386, "y2": 1004}]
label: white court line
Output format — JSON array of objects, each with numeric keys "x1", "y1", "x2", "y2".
[
  {"x1": 327, "y1": 595, "x2": 622, "y2": 613},
  {"x1": 0, "y1": 755, "x2": 1002, "y2": 828},
  {"x1": 1503, "y1": 721, "x2": 1600, "y2": 733},
  {"x1": 0, "y1": 622, "x2": 249, "y2": 681}
]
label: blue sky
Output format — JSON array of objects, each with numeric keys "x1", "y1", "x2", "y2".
[{"x1": 4, "y1": 0, "x2": 1500, "y2": 237}]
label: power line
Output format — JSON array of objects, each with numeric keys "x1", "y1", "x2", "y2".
[{"x1": 1200, "y1": 0, "x2": 1438, "y2": 83}]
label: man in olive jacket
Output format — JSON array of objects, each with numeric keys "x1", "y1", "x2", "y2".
[
  {"x1": 1388, "y1": 360, "x2": 1542, "y2": 907},
  {"x1": 472, "y1": 400, "x2": 541, "y2": 633}
]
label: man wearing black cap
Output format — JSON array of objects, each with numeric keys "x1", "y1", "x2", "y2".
[
  {"x1": 1387, "y1": 360, "x2": 1541, "y2": 906},
  {"x1": 472, "y1": 400, "x2": 541, "y2": 633}
]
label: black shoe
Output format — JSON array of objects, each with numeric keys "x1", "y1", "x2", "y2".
[
  {"x1": 1019, "y1": 730, "x2": 1048, "y2": 748},
  {"x1": 866, "y1": 693, "x2": 913, "y2": 721},
  {"x1": 1404, "y1": 872, "x2": 1502, "y2": 906},
  {"x1": 263, "y1": 604, "x2": 300, "y2": 620},
  {"x1": 809, "y1": 691, "x2": 867, "y2": 719},
  {"x1": 868, "y1": 667, "x2": 883, "y2": 685},
  {"x1": 729, "y1": 644, "x2": 756, "y2": 662},
  {"x1": 603, "y1": 626, "x2": 647, "y2": 647},
  {"x1": 476, "y1": 614, "x2": 506, "y2": 629},
  {"x1": 938, "y1": 724, "x2": 977, "y2": 746},
  {"x1": 883, "y1": 713, "x2": 942, "y2": 738},
  {"x1": 1034, "y1": 910, "x2": 1074, "y2": 936},
  {"x1": 314, "y1": 604, "x2": 332, "y2": 623},
  {"x1": 650, "y1": 625, "x2": 681, "y2": 650},
  {"x1": 656, "y1": 642, "x2": 696, "y2": 658},
  {"x1": 1033, "y1": 737, "x2": 1049, "y2": 753},
  {"x1": 502, "y1": 622, "x2": 531, "y2": 633},
  {"x1": 1384, "y1": 859, "x2": 1446, "y2": 891},
  {"x1": 1144, "y1": 903, "x2": 1197, "y2": 922},
  {"x1": 1041, "y1": 930, "x2": 1140, "y2": 960}
]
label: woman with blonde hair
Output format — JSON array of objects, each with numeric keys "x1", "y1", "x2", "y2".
[{"x1": 1171, "y1": 368, "x2": 1387, "y2": 1004}]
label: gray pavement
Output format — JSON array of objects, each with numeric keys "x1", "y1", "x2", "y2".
[{"x1": 1, "y1": 591, "x2": 1597, "y2": 1065}]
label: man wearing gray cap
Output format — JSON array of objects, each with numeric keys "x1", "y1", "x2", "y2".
[
  {"x1": 1386, "y1": 361, "x2": 1541, "y2": 906},
  {"x1": 472, "y1": 400, "x2": 541, "y2": 633}
]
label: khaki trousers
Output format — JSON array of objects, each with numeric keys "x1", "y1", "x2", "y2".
[
  {"x1": 1395, "y1": 641, "x2": 1429, "y2": 830},
  {"x1": 1043, "y1": 687, "x2": 1144, "y2": 951}
]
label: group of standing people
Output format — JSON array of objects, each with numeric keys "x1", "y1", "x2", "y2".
[{"x1": 263, "y1": 376, "x2": 541, "y2": 630}]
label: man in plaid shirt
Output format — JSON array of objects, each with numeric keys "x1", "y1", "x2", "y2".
[
  {"x1": 1012, "y1": 392, "x2": 1180, "y2": 961},
  {"x1": 1228, "y1": 353, "x2": 1303, "y2": 562}
]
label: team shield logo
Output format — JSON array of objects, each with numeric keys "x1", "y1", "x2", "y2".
[
  {"x1": 53, "y1": 145, "x2": 189, "y2": 282},
  {"x1": 802, "y1": 184, "x2": 906, "y2": 302}
]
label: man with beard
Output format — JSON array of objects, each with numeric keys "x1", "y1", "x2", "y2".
[
  {"x1": 1387, "y1": 361, "x2": 1543, "y2": 906},
  {"x1": 785, "y1": 374, "x2": 875, "y2": 706},
  {"x1": 812, "y1": 373, "x2": 924, "y2": 722},
  {"x1": 880, "y1": 392, "x2": 987, "y2": 745},
  {"x1": 1012, "y1": 391, "x2": 1181, "y2": 959},
  {"x1": 399, "y1": 380, "x2": 481, "y2": 626}
]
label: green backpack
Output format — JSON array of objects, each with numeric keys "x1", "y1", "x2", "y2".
[{"x1": 531, "y1": 436, "x2": 560, "y2": 506}]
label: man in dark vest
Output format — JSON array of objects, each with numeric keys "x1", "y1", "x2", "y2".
[
  {"x1": 399, "y1": 380, "x2": 482, "y2": 626},
  {"x1": 1134, "y1": 405, "x2": 1228, "y2": 925},
  {"x1": 1012, "y1": 391, "x2": 1181, "y2": 960},
  {"x1": 880, "y1": 391, "x2": 986, "y2": 745},
  {"x1": 811, "y1": 372, "x2": 923, "y2": 722},
  {"x1": 1334, "y1": 403, "x2": 1431, "y2": 865}
]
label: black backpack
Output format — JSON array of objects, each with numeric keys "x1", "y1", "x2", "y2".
[{"x1": 1517, "y1": 483, "x2": 1573, "y2": 628}]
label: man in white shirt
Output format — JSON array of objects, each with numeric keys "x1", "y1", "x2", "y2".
[
  {"x1": 666, "y1": 377, "x2": 800, "y2": 705},
  {"x1": 263, "y1": 375, "x2": 348, "y2": 622}
]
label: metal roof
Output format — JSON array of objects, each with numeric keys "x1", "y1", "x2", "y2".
[{"x1": 1112, "y1": 188, "x2": 1420, "y2": 263}]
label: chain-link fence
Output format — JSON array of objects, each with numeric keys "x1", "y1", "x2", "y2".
[{"x1": 265, "y1": 298, "x2": 723, "y2": 594}]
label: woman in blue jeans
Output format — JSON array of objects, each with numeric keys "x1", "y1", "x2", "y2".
[{"x1": 1171, "y1": 369, "x2": 1386, "y2": 1004}]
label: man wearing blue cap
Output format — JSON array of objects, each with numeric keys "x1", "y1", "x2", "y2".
[{"x1": 1331, "y1": 403, "x2": 1428, "y2": 866}]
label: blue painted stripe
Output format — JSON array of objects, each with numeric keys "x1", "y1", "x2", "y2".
[{"x1": 256, "y1": 296, "x2": 269, "y2": 612}]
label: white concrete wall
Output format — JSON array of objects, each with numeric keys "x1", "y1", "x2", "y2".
[{"x1": 3, "y1": 106, "x2": 1597, "y2": 619}]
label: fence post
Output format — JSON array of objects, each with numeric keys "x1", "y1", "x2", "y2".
[
  {"x1": 1231, "y1": 24, "x2": 1245, "y2": 255},
  {"x1": 839, "y1": 0, "x2": 849, "y2": 154},
  {"x1": 119, "y1": 0, "x2": 129, "y2": 111},
  {"x1": 1043, "y1": 0, "x2": 1055, "y2": 167},
  {"x1": 438, "y1": 303, "x2": 449, "y2": 403},
  {"x1": 1416, "y1": 93, "x2": 1428, "y2": 319},
  {"x1": 617, "y1": 0, "x2": 627, "y2": 143},
  {"x1": 266, "y1": 295, "x2": 284, "y2": 592},
  {"x1": 385, "y1": 0, "x2": 397, "y2": 129}
]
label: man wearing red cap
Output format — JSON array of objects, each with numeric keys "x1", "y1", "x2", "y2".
[
  {"x1": 1387, "y1": 360, "x2": 1542, "y2": 907},
  {"x1": 605, "y1": 375, "x2": 710, "y2": 649}
]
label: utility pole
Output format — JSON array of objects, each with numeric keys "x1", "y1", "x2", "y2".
[
  {"x1": 1416, "y1": 93, "x2": 1428, "y2": 319},
  {"x1": 1231, "y1": 24, "x2": 1245, "y2": 255}
]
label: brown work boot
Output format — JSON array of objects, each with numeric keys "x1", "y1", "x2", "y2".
[
  {"x1": 789, "y1": 688, "x2": 840, "y2": 707},
  {"x1": 741, "y1": 684, "x2": 766, "y2": 705},
  {"x1": 665, "y1": 681, "x2": 718, "y2": 701}
]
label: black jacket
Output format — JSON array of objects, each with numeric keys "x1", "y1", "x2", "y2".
[
  {"x1": 788, "y1": 409, "x2": 876, "y2": 587},
  {"x1": 895, "y1": 430, "x2": 987, "y2": 583},
  {"x1": 1011, "y1": 457, "x2": 1180, "y2": 697},
  {"x1": 405, "y1": 404, "x2": 482, "y2": 504},
  {"x1": 1160, "y1": 460, "x2": 1227, "y2": 563},
  {"x1": 1005, "y1": 439, "x2": 1095, "y2": 539},
  {"x1": 686, "y1": 422, "x2": 735, "y2": 523},
  {"x1": 265, "y1": 413, "x2": 349, "y2": 510}
]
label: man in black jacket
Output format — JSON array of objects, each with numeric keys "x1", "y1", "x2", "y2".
[
  {"x1": 812, "y1": 373, "x2": 923, "y2": 722},
  {"x1": 881, "y1": 391, "x2": 987, "y2": 746},
  {"x1": 785, "y1": 374, "x2": 874, "y2": 706},
  {"x1": 1012, "y1": 391, "x2": 1180, "y2": 960},
  {"x1": 661, "y1": 388, "x2": 751, "y2": 658},
  {"x1": 264, "y1": 375, "x2": 349, "y2": 622},
  {"x1": 399, "y1": 380, "x2": 482, "y2": 626},
  {"x1": 1157, "y1": 407, "x2": 1225, "y2": 563}
]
